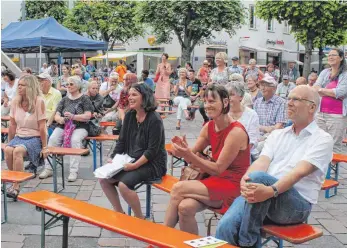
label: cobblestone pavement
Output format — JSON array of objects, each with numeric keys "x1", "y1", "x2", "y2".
[{"x1": 1, "y1": 113, "x2": 347, "y2": 248}]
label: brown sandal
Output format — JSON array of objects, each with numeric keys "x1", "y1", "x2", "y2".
[{"x1": 6, "y1": 187, "x2": 19, "y2": 201}]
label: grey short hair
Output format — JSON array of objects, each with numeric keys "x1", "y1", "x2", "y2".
[
  {"x1": 68, "y1": 76, "x2": 83, "y2": 92},
  {"x1": 229, "y1": 73, "x2": 244, "y2": 83},
  {"x1": 246, "y1": 74, "x2": 258, "y2": 81},
  {"x1": 178, "y1": 68, "x2": 188, "y2": 76},
  {"x1": 249, "y1": 59, "x2": 257, "y2": 65},
  {"x1": 109, "y1": 72, "x2": 119, "y2": 79},
  {"x1": 225, "y1": 81, "x2": 245, "y2": 97}
]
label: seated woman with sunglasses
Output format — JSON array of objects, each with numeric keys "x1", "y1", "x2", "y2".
[
  {"x1": 164, "y1": 84, "x2": 250, "y2": 235},
  {"x1": 100, "y1": 84, "x2": 167, "y2": 219},
  {"x1": 39, "y1": 76, "x2": 94, "y2": 182}
]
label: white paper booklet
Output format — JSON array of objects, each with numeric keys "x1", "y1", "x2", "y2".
[
  {"x1": 183, "y1": 236, "x2": 227, "y2": 248},
  {"x1": 93, "y1": 154, "x2": 134, "y2": 179}
]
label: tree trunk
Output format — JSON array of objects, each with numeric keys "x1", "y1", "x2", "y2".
[
  {"x1": 303, "y1": 34, "x2": 314, "y2": 79},
  {"x1": 181, "y1": 46, "x2": 192, "y2": 66},
  {"x1": 318, "y1": 47, "x2": 324, "y2": 74}
]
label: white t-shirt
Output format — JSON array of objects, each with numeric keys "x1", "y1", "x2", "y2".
[
  {"x1": 238, "y1": 107, "x2": 260, "y2": 151},
  {"x1": 4, "y1": 79, "x2": 19, "y2": 101},
  {"x1": 276, "y1": 82, "x2": 296, "y2": 99},
  {"x1": 100, "y1": 82, "x2": 123, "y2": 101},
  {"x1": 241, "y1": 92, "x2": 253, "y2": 108},
  {"x1": 261, "y1": 121, "x2": 333, "y2": 204}
]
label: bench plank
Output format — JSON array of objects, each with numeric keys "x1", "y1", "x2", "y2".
[
  {"x1": 261, "y1": 224, "x2": 322, "y2": 244},
  {"x1": 100, "y1": 122, "x2": 116, "y2": 127},
  {"x1": 85, "y1": 134, "x2": 119, "y2": 141},
  {"x1": 332, "y1": 153, "x2": 347, "y2": 163},
  {"x1": 48, "y1": 147, "x2": 89, "y2": 156},
  {"x1": 321, "y1": 179, "x2": 339, "y2": 190},
  {"x1": 1, "y1": 128, "x2": 9, "y2": 134},
  {"x1": 1, "y1": 116, "x2": 10, "y2": 121},
  {"x1": 1, "y1": 170, "x2": 34, "y2": 183},
  {"x1": 18, "y1": 190, "x2": 236, "y2": 248}
]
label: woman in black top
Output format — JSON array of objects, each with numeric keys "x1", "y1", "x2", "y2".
[{"x1": 100, "y1": 83, "x2": 167, "y2": 219}]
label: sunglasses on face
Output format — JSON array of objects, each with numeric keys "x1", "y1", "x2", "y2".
[{"x1": 72, "y1": 66, "x2": 79, "y2": 69}]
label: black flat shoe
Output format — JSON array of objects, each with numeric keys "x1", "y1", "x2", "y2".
[
  {"x1": 176, "y1": 126, "x2": 180, "y2": 130},
  {"x1": 6, "y1": 187, "x2": 19, "y2": 201}
]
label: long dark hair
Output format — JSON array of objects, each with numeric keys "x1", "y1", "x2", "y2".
[
  {"x1": 331, "y1": 48, "x2": 347, "y2": 79},
  {"x1": 130, "y1": 83, "x2": 157, "y2": 112}
]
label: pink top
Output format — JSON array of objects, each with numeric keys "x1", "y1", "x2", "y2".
[
  {"x1": 10, "y1": 97, "x2": 46, "y2": 137},
  {"x1": 320, "y1": 79, "x2": 343, "y2": 114},
  {"x1": 199, "y1": 67, "x2": 209, "y2": 83}
]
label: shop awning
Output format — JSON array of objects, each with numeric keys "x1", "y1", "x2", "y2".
[
  {"x1": 239, "y1": 45, "x2": 275, "y2": 53},
  {"x1": 267, "y1": 46, "x2": 297, "y2": 53},
  {"x1": 88, "y1": 55, "x2": 103, "y2": 61},
  {"x1": 99, "y1": 51, "x2": 138, "y2": 59}
]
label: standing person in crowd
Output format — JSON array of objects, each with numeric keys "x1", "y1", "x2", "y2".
[
  {"x1": 227, "y1": 81, "x2": 260, "y2": 157},
  {"x1": 197, "y1": 60, "x2": 210, "y2": 85},
  {"x1": 57, "y1": 64, "x2": 71, "y2": 97},
  {"x1": 141, "y1": 69, "x2": 154, "y2": 91},
  {"x1": 247, "y1": 75, "x2": 263, "y2": 103},
  {"x1": 72, "y1": 63, "x2": 89, "y2": 92},
  {"x1": 155, "y1": 53, "x2": 172, "y2": 99},
  {"x1": 40, "y1": 63, "x2": 49, "y2": 73},
  {"x1": 253, "y1": 75, "x2": 287, "y2": 157},
  {"x1": 216, "y1": 86, "x2": 333, "y2": 248},
  {"x1": 1, "y1": 70, "x2": 18, "y2": 116},
  {"x1": 37, "y1": 72, "x2": 62, "y2": 128},
  {"x1": 39, "y1": 76, "x2": 93, "y2": 182},
  {"x1": 86, "y1": 81, "x2": 104, "y2": 118},
  {"x1": 243, "y1": 59, "x2": 264, "y2": 80},
  {"x1": 286, "y1": 61, "x2": 300, "y2": 82},
  {"x1": 308, "y1": 72, "x2": 318, "y2": 86},
  {"x1": 296, "y1": 77, "x2": 307, "y2": 86},
  {"x1": 276, "y1": 75, "x2": 296, "y2": 99},
  {"x1": 115, "y1": 60, "x2": 127, "y2": 83},
  {"x1": 188, "y1": 69, "x2": 203, "y2": 120},
  {"x1": 86, "y1": 61, "x2": 96, "y2": 75},
  {"x1": 100, "y1": 83, "x2": 167, "y2": 219},
  {"x1": 265, "y1": 63, "x2": 279, "y2": 83},
  {"x1": 173, "y1": 68, "x2": 193, "y2": 130},
  {"x1": 5, "y1": 75, "x2": 48, "y2": 198},
  {"x1": 229, "y1": 56, "x2": 243, "y2": 75},
  {"x1": 209, "y1": 52, "x2": 231, "y2": 85},
  {"x1": 314, "y1": 48, "x2": 347, "y2": 153},
  {"x1": 164, "y1": 84, "x2": 250, "y2": 235},
  {"x1": 48, "y1": 61, "x2": 58, "y2": 77}
]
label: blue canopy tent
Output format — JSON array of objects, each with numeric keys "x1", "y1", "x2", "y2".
[{"x1": 1, "y1": 17, "x2": 107, "y2": 70}]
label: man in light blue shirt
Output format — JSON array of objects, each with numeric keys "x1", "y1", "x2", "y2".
[
  {"x1": 229, "y1": 56, "x2": 244, "y2": 75},
  {"x1": 142, "y1": 69, "x2": 154, "y2": 91}
]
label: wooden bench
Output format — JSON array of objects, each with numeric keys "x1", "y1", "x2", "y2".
[
  {"x1": 85, "y1": 134, "x2": 119, "y2": 171},
  {"x1": 46, "y1": 147, "x2": 89, "y2": 193},
  {"x1": 1, "y1": 170, "x2": 34, "y2": 223},
  {"x1": 100, "y1": 121, "x2": 116, "y2": 127},
  {"x1": 325, "y1": 153, "x2": 347, "y2": 198},
  {"x1": 165, "y1": 143, "x2": 185, "y2": 175},
  {"x1": 153, "y1": 175, "x2": 323, "y2": 248},
  {"x1": 18, "y1": 190, "x2": 236, "y2": 248}
]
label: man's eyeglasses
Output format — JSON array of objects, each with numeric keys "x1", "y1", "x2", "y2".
[{"x1": 287, "y1": 97, "x2": 315, "y2": 104}]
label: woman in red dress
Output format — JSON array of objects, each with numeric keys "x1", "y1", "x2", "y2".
[{"x1": 164, "y1": 84, "x2": 250, "y2": 235}]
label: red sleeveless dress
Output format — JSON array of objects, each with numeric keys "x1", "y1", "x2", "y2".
[{"x1": 200, "y1": 120, "x2": 250, "y2": 214}]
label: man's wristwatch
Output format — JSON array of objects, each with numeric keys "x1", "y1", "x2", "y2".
[{"x1": 270, "y1": 185, "x2": 279, "y2": 198}]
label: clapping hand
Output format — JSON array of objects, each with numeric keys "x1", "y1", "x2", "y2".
[
  {"x1": 171, "y1": 135, "x2": 190, "y2": 158},
  {"x1": 64, "y1": 112, "x2": 74, "y2": 120}
]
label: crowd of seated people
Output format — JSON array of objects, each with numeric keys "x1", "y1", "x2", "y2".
[{"x1": 1, "y1": 48, "x2": 346, "y2": 246}]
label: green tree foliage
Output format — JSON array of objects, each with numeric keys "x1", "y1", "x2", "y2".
[
  {"x1": 137, "y1": 1, "x2": 246, "y2": 64},
  {"x1": 63, "y1": 1, "x2": 143, "y2": 50},
  {"x1": 21, "y1": 0, "x2": 68, "y2": 24},
  {"x1": 256, "y1": 0, "x2": 347, "y2": 78}
]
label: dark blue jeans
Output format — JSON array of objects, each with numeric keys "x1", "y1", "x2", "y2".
[{"x1": 215, "y1": 171, "x2": 312, "y2": 247}]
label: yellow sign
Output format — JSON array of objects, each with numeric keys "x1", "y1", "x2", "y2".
[
  {"x1": 11, "y1": 57, "x2": 19, "y2": 62},
  {"x1": 147, "y1": 36, "x2": 156, "y2": 46}
]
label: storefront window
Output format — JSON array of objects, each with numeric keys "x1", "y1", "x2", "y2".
[
  {"x1": 267, "y1": 19, "x2": 274, "y2": 31},
  {"x1": 283, "y1": 21, "x2": 290, "y2": 34}
]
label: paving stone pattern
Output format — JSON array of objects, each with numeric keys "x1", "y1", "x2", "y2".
[{"x1": 2, "y1": 113, "x2": 347, "y2": 247}]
